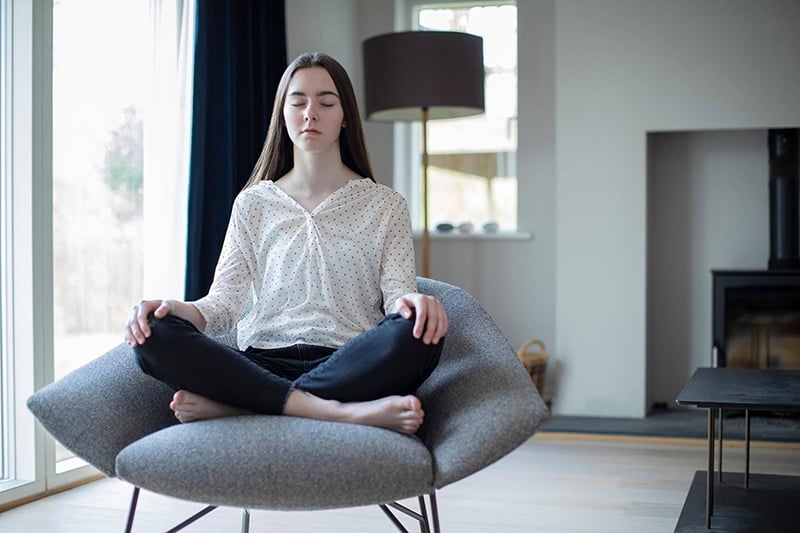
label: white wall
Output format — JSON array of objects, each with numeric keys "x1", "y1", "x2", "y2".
[
  {"x1": 286, "y1": 0, "x2": 800, "y2": 417},
  {"x1": 555, "y1": 0, "x2": 800, "y2": 417},
  {"x1": 285, "y1": 0, "x2": 359, "y2": 72}
]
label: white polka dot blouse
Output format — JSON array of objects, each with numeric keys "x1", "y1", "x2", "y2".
[{"x1": 192, "y1": 178, "x2": 417, "y2": 350}]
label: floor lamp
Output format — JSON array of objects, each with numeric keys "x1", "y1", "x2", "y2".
[{"x1": 363, "y1": 31, "x2": 485, "y2": 277}]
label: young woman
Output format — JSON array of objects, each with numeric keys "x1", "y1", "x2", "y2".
[{"x1": 124, "y1": 53, "x2": 447, "y2": 435}]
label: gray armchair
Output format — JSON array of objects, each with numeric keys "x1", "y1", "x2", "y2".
[{"x1": 28, "y1": 278, "x2": 549, "y2": 532}]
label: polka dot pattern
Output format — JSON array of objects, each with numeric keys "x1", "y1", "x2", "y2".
[{"x1": 192, "y1": 179, "x2": 417, "y2": 349}]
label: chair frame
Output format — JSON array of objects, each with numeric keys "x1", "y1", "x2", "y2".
[{"x1": 124, "y1": 486, "x2": 441, "y2": 533}]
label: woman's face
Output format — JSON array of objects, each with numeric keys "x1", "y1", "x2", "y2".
[{"x1": 283, "y1": 67, "x2": 345, "y2": 155}]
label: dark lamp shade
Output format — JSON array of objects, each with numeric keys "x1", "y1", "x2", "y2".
[{"x1": 363, "y1": 31, "x2": 485, "y2": 122}]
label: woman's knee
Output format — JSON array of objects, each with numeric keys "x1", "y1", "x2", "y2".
[
  {"x1": 381, "y1": 313, "x2": 444, "y2": 359},
  {"x1": 382, "y1": 313, "x2": 444, "y2": 392},
  {"x1": 132, "y1": 314, "x2": 196, "y2": 375}
]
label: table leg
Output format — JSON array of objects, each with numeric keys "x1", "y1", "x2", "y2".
[
  {"x1": 706, "y1": 408, "x2": 715, "y2": 528},
  {"x1": 745, "y1": 409, "x2": 751, "y2": 488},
  {"x1": 718, "y1": 408, "x2": 724, "y2": 482}
]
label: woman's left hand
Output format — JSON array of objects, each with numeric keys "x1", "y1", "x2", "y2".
[{"x1": 394, "y1": 293, "x2": 448, "y2": 345}]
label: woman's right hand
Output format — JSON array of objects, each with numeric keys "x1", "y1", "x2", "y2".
[{"x1": 125, "y1": 299, "x2": 172, "y2": 346}]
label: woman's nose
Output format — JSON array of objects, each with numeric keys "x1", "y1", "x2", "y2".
[{"x1": 304, "y1": 105, "x2": 317, "y2": 121}]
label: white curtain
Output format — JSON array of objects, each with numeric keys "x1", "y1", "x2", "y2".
[{"x1": 143, "y1": 0, "x2": 195, "y2": 298}]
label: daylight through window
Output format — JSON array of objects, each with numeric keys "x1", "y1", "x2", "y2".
[
  {"x1": 417, "y1": 2, "x2": 518, "y2": 232},
  {"x1": 52, "y1": 0, "x2": 147, "y2": 470}
]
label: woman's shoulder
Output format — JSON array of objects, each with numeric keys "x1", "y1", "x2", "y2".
[
  {"x1": 234, "y1": 180, "x2": 279, "y2": 204},
  {"x1": 352, "y1": 178, "x2": 406, "y2": 203},
  {"x1": 229, "y1": 181, "x2": 285, "y2": 220}
]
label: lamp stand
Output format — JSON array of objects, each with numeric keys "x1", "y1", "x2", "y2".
[{"x1": 421, "y1": 107, "x2": 430, "y2": 278}]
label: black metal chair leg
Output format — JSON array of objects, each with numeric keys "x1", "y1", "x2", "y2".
[
  {"x1": 165, "y1": 505, "x2": 218, "y2": 532},
  {"x1": 379, "y1": 493, "x2": 440, "y2": 533},
  {"x1": 417, "y1": 495, "x2": 430, "y2": 533},
  {"x1": 429, "y1": 492, "x2": 441, "y2": 533},
  {"x1": 125, "y1": 487, "x2": 140, "y2": 533},
  {"x1": 380, "y1": 504, "x2": 410, "y2": 532}
]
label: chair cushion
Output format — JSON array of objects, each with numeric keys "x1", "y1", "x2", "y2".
[
  {"x1": 116, "y1": 416, "x2": 433, "y2": 510},
  {"x1": 26, "y1": 343, "x2": 177, "y2": 477}
]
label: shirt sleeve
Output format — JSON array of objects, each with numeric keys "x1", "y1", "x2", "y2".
[
  {"x1": 380, "y1": 192, "x2": 418, "y2": 314},
  {"x1": 191, "y1": 196, "x2": 255, "y2": 336}
]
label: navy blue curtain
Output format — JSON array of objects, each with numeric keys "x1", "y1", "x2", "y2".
[{"x1": 185, "y1": 0, "x2": 287, "y2": 300}]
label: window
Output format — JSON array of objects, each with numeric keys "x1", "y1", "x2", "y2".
[
  {"x1": 411, "y1": 1, "x2": 518, "y2": 232},
  {"x1": 0, "y1": 0, "x2": 192, "y2": 506}
]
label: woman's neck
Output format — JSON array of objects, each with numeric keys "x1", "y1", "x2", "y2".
[
  {"x1": 289, "y1": 149, "x2": 355, "y2": 193},
  {"x1": 274, "y1": 149, "x2": 360, "y2": 212}
]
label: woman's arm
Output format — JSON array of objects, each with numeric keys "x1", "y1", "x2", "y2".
[
  {"x1": 190, "y1": 194, "x2": 256, "y2": 336},
  {"x1": 379, "y1": 194, "x2": 418, "y2": 309},
  {"x1": 378, "y1": 192, "x2": 447, "y2": 344}
]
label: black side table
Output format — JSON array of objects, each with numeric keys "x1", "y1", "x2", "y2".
[{"x1": 675, "y1": 367, "x2": 800, "y2": 529}]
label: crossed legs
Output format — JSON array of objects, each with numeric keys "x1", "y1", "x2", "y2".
[{"x1": 135, "y1": 314, "x2": 442, "y2": 434}]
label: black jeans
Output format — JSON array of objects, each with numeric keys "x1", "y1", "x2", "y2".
[{"x1": 134, "y1": 313, "x2": 443, "y2": 415}]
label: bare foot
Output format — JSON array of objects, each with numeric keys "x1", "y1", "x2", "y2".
[
  {"x1": 169, "y1": 390, "x2": 248, "y2": 423},
  {"x1": 339, "y1": 395, "x2": 425, "y2": 434},
  {"x1": 284, "y1": 391, "x2": 425, "y2": 435}
]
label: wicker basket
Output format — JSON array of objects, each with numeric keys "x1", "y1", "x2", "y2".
[{"x1": 516, "y1": 339, "x2": 548, "y2": 394}]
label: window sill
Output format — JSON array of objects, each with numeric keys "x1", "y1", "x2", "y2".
[{"x1": 413, "y1": 230, "x2": 532, "y2": 241}]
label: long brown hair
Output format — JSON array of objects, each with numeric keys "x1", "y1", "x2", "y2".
[{"x1": 244, "y1": 53, "x2": 374, "y2": 189}]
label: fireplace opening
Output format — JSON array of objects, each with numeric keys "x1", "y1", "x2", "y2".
[
  {"x1": 713, "y1": 271, "x2": 800, "y2": 368},
  {"x1": 724, "y1": 286, "x2": 800, "y2": 368}
]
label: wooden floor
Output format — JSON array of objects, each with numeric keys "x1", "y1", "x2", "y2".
[{"x1": 1, "y1": 434, "x2": 798, "y2": 532}]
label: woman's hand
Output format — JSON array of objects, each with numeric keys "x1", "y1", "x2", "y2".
[
  {"x1": 393, "y1": 293, "x2": 448, "y2": 345},
  {"x1": 125, "y1": 299, "x2": 172, "y2": 346}
]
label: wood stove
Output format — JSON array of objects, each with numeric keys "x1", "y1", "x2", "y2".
[{"x1": 712, "y1": 129, "x2": 800, "y2": 368}]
